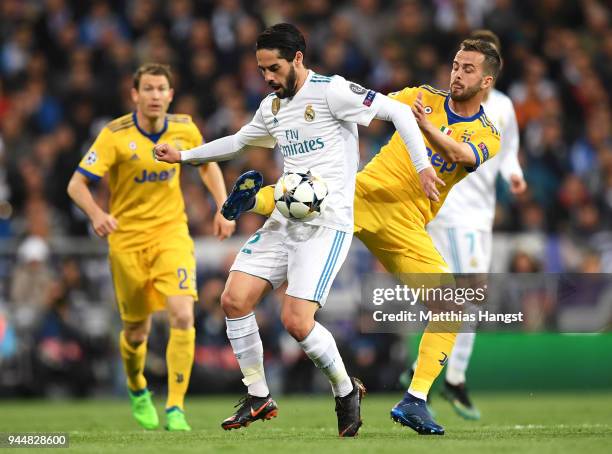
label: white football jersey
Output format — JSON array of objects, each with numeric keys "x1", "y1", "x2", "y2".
[
  {"x1": 236, "y1": 70, "x2": 382, "y2": 232},
  {"x1": 428, "y1": 89, "x2": 523, "y2": 231}
]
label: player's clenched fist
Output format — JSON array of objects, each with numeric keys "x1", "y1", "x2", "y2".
[
  {"x1": 91, "y1": 210, "x2": 118, "y2": 238},
  {"x1": 153, "y1": 143, "x2": 181, "y2": 163}
]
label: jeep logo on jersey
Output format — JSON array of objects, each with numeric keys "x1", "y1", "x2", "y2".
[
  {"x1": 134, "y1": 167, "x2": 177, "y2": 183},
  {"x1": 272, "y1": 98, "x2": 280, "y2": 116},
  {"x1": 426, "y1": 147, "x2": 457, "y2": 174},
  {"x1": 304, "y1": 105, "x2": 315, "y2": 122},
  {"x1": 350, "y1": 83, "x2": 367, "y2": 95}
]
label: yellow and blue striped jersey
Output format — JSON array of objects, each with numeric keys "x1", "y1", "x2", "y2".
[
  {"x1": 357, "y1": 85, "x2": 501, "y2": 226},
  {"x1": 77, "y1": 112, "x2": 202, "y2": 251}
]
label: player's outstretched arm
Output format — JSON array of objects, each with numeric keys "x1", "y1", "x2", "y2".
[
  {"x1": 155, "y1": 108, "x2": 276, "y2": 165},
  {"x1": 154, "y1": 135, "x2": 245, "y2": 164},
  {"x1": 198, "y1": 163, "x2": 236, "y2": 240},
  {"x1": 67, "y1": 172, "x2": 118, "y2": 237}
]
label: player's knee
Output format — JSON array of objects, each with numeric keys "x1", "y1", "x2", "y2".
[
  {"x1": 281, "y1": 311, "x2": 312, "y2": 341},
  {"x1": 123, "y1": 325, "x2": 148, "y2": 346},
  {"x1": 169, "y1": 309, "x2": 193, "y2": 329},
  {"x1": 220, "y1": 289, "x2": 249, "y2": 318}
]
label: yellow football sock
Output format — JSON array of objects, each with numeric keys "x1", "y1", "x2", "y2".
[
  {"x1": 119, "y1": 330, "x2": 148, "y2": 392},
  {"x1": 251, "y1": 185, "x2": 275, "y2": 216},
  {"x1": 166, "y1": 327, "x2": 195, "y2": 410},
  {"x1": 409, "y1": 321, "x2": 459, "y2": 397}
]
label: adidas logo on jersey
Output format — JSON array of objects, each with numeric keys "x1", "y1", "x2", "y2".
[{"x1": 130, "y1": 153, "x2": 139, "y2": 160}]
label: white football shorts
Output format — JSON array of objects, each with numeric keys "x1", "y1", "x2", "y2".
[
  {"x1": 231, "y1": 217, "x2": 352, "y2": 305},
  {"x1": 427, "y1": 225, "x2": 492, "y2": 274}
]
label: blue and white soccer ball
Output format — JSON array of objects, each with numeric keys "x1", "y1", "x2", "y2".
[{"x1": 274, "y1": 170, "x2": 328, "y2": 220}]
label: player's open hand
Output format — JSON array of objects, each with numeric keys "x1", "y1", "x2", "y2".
[
  {"x1": 411, "y1": 92, "x2": 433, "y2": 132},
  {"x1": 153, "y1": 143, "x2": 181, "y2": 163},
  {"x1": 419, "y1": 166, "x2": 445, "y2": 202},
  {"x1": 509, "y1": 174, "x2": 527, "y2": 195},
  {"x1": 91, "y1": 210, "x2": 118, "y2": 237},
  {"x1": 213, "y1": 211, "x2": 236, "y2": 240}
]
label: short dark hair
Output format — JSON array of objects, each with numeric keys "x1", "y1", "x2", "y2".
[
  {"x1": 256, "y1": 23, "x2": 306, "y2": 61},
  {"x1": 459, "y1": 39, "x2": 501, "y2": 80},
  {"x1": 133, "y1": 63, "x2": 173, "y2": 90},
  {"x1": 469, "y1": 30, "x2": 502, "y2": 54}
]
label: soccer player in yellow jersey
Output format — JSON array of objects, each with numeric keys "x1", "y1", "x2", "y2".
[
  {"x1": 221, "y1": 39, "x2": 502, "y2": 435},
  {"x1": 67, "y1": 63, "x2": 235, "y2": 431}
]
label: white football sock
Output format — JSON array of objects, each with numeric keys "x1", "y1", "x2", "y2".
[
  {"x1": 299, "y1": 322, "x2": 353, "y2": 397},
  {"x1": 226, "y1": 313, "x2": 269, "y2": 397},
  {"x1": 446, "y1": 332, "x2": 476, "y2": 385},
  {"x1": 408, "y1": 390, "x2": 428, "y2": 401}
]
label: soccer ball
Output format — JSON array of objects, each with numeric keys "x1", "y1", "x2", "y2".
[{"x1": 274, "y1": 170, "x2": 328, "y2": 220}]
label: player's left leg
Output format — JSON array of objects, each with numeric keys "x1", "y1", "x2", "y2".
[
  {"x1": 281, "y1": 296, "x2": 365, "y2": 437},
  {"x1": 356, "y1": 227, "x2": 455, "y2": 435},
  {"x1": 285, "y1": 225, "x2": 365, "y2": 437},
  {"x1": 164, "y1": 295, "x2": 196, "y2": 431},
  {"x1": 151, "y1": 230, "x2": 198, "y2": 431}
]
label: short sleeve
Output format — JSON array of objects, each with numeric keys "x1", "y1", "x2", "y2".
[
  {"x1": 387, "y1": 86, "x2": 420, "y2": 106},
  {"x1": 77, "y1": 127, "x2": 117, "y2": 182},
  {"x1": 187, "y1": 121, "x2": 204, "y2": 147},
  {"x1": 464, "y1": 128, "x2": 501, "y2": 173},
  {"x1": 326, "y1": 76, "x2": 382, "y2": 126},
  {"x1": 235, "y1": 107, "x2": 277, "y2": 148}
]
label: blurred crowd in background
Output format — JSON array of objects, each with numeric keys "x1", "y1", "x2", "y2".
[{"x1": 0, "y1": 0, "x2": 611, "y2": 397}]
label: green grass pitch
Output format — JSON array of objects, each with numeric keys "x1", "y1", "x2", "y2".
[{"x1": 1, "y1": 392, "x2": 610, "y2": 453}]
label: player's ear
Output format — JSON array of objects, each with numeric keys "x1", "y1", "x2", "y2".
[
  {"x1": 168, "y1": 88, "x2": 174, "y2": 103},
  {"x1": 130, "y1": 87, "x2": 139, "y2": 104},
  {"x1": 293, "y1": 51, "x2": 304, "y2": 67},
  {"x1": 481, "y1": 75, "x2": 494, "y2": 90}
]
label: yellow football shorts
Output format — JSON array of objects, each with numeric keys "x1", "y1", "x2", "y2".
[
  {"x1": 354, "y1": 179, "x2": 453, "y2": 288},
  {"x1": 108, "y1": 229, "x2": 197, "y2": 322}
]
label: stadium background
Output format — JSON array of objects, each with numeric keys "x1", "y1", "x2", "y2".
[{"x1": 0, "y1": 0, "x2": 610, "y2": 401}]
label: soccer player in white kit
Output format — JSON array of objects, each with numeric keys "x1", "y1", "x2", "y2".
[
  {"x1": 426, "y1": 30, "x2": 527, "y2": 419},
  {"x1": 154, "y1": 23, "x2": 441, "y2": 437}
]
